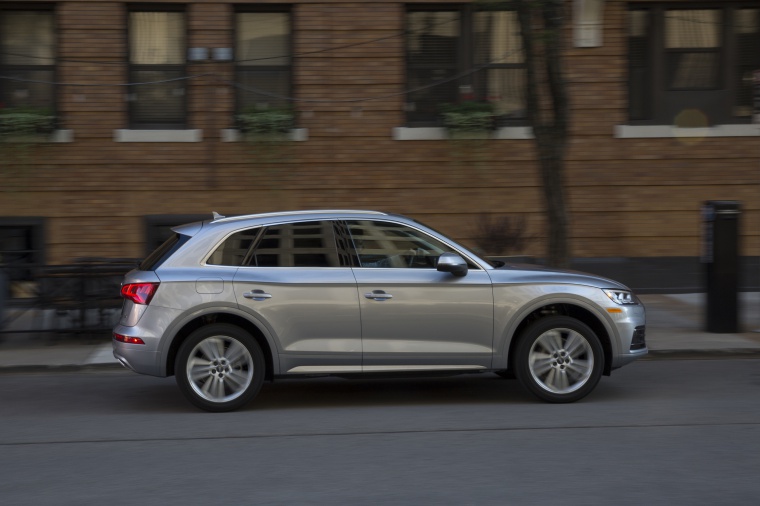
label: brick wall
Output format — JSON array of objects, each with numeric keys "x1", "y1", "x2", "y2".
[{"x1": 0, "y1": 0, "x2": 758, "y2": 264}]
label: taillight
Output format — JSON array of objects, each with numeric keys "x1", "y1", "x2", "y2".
[
  {"x1": 113, "y1": 333, "x2": 145, "y2": 345},
  {"x1": 120, "y1": 282, "x2": 159, "y2": 305}
]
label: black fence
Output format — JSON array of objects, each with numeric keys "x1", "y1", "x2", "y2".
[{"x1": 0, "y1": 258, "x2": 139, "y2": 336}]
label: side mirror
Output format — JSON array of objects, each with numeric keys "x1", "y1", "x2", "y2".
[{"x1": 437, "y1": 252, "x2": 468, "y2": 277}]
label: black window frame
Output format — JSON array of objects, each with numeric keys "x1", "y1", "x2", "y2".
[
  {"x1": 0, "y1": 4, "x2": 57, "y2": 122},
  {"x1": 233, "y1": 5, "x2": 293, "y2": 125},
  {"x1": 405, "y1": 3, "x2": 526, "y2": 128},
  {"x1": 127, "y1": 4, "x2": 188, "y2": 130},
  {"x1": 627, "y1": 1, "x2": 760, "y2": 125}
]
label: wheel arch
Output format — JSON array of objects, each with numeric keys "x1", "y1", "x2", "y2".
[
  {"x1": 163, "y1": 309, "x2": 276, "y2": 381},
  {"x1": 504, "y1": 302, "x2": 614, "y2": 376}
]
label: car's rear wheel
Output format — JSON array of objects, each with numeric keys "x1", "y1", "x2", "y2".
[
  {"x1": 175, "y1": 324, "x2": 265, "y2": 412},
  {"x1": 514, "y1": 316, "x2": 603, "y2": 403}
]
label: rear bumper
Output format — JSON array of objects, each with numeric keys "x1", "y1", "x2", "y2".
[
  {"x1": 112, "y1": 341, "x2": 161, "y2": 376},
  {"x1": 112, "y1": 304, "x2": 183, "y2": 377}
]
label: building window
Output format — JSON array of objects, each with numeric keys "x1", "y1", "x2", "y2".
[
  {"x1": 128, "y1": 6, "x2": 186, "y2": 129},
  {"x1": 0, "y1": 218, "x2": 45, "y2": 297},
  {"x1": 405, "y1": 5, "x2": 525, "y2": 127},
  {"x1": 235, "y1": 7, "x2": 292, "y2": 123},
  {"x1": 0, "y1": 6, "x2": 56, "y2": 127},
  {"x1": 628, "y1": 3, "x2": 760, "y2": 125}
]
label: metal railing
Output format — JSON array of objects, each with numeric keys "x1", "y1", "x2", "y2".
[{"x1": 0, "y1": 258, "x2": 139, "y2": 336}]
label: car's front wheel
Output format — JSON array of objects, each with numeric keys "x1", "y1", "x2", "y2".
[
  {"x1": 175, "y1": 324, "x2": 265, "y2": 412},
  {"x1": 514, "y1": 316, "x2": 604, "y2": 403}
]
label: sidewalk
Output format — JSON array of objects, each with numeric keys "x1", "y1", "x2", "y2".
[{"x1": 1, "y1": 293, "x2": 759, "y2": 371}]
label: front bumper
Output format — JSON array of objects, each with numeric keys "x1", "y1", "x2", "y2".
[{"x1": 609, "y1": 303, "x2": 648, "y2": 369}]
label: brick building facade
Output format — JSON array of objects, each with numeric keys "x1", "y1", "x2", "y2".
[{"x1": 1, "y1": 0, "x2": 759, "y2": 291}]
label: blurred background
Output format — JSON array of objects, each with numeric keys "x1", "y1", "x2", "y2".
[{"x1": 1, "y1": 0, "x2": 759, "y2": 335}]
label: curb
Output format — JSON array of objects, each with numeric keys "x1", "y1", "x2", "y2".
[{"x1": 643, "y1": 349, "x2": 760, "y2": 360}]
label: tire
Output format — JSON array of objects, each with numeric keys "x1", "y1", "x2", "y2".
[
  {"x1": 175, "y1": 324, "x2": 265, "y2": 412},
  {"x1": 514, "y1": 316, "x2": 604, "y2": 403}
]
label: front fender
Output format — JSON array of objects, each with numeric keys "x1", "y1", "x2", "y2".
[{"x1": 491, "y1": 286, "x2": 620, "y2": 370}]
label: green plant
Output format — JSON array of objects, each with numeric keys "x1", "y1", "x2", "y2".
[
  {"x1": 0, "y1": 108, "x2": 56, "y2": 138},
  {"x1": 440, "y1": 101, "x2": 495, "y2": 133},
  {"x1": 236, "y1": 108, "x2": 294, "y2": 135},
  {"x1": 473, "y1": 213, "x2": 532, "y2": 256}
]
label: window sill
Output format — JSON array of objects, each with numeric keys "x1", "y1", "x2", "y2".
[
  {"x1": 220, "y1": 129, "x2": 309, "y2": 142},
  {"x1": 614, "y1": 124, "x2": 760, "y2": 139},
  {"x1": 113, "y1": 129, "x2": 203, "y2": 143},
  {"x1": 392, "y1": 126, "x2": 533, "y2": 141}
]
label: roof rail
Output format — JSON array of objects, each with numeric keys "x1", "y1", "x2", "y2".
[{"x1": 210, "y1": 209, "x2": 387, "y2": 223}]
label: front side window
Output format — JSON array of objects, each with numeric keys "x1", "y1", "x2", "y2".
[
  {"x1": 405, "y1": 5, "x2": 525, "y2": 127},
  {"x1": 235, "y1": 7, "x2": 292, "y2": 129},
  {"x1": 347, "y1": 220, "x2": 456, "y2": 269},
  {"x1": 628, "y1": 3, "x2": 760, "y2": 124},
  {"x1": 0, "y1": 7, "x2": 56, "y2": 133},
  {"x1": 128, "y1": 7, "x2": 186, "y2": 129}
]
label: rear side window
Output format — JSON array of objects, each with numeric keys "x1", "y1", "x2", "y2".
[
  {"x1": 207, "y1": 221, "x2": 357, "y2": 267},
  {"x1": 207, "y1": 228, "x2": 261, "y2": 266},
  {"x1": 254, "y1": 221, "x2": 343, "y2": 267},
  {"x1": 139, "y1": 233, "x2": 189, "y2": 271}
]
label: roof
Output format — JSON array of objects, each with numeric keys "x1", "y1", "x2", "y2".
[{"x1": 210, "y1": 210, "x2": 388, "y2": 224}]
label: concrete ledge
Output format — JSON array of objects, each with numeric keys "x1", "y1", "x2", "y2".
[
  {"x1": 615, "y1": 124, "x2": 760, "y2": 138},
  {"x1": 393, "y1": 126, "x2": 533, "y2": 141},
  {"x1": 220, "y1": 128, "x2": 309, "y2": 142},
  {"x1": 114, "y1": 129, "x2": 203, "y2": 143},
  {"x1": 50, "y1": 130, "x2": 74, "y2": 143}
]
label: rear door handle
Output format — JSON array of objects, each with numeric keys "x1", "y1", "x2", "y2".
[
  {"x1": 364, "y1": 290, "x2": 393, "y2": 301},
  {"x1": 243, "y1": 289, "x2": 272, "y2": 301}
]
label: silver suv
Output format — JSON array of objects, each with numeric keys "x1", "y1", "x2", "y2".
[{"x1": 113, "y1": 210, "x2": 647, "y2": 411}]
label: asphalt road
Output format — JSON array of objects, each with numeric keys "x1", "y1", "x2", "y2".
[{"x1": 1, "y1": 359, "x2": 759, "y2": 505}]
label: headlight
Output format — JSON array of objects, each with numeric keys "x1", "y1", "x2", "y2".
[{"x1": 603, "y1": 289, "x2": 639, "y2": 305}]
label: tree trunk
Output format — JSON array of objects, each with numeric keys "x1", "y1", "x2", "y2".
[{"x1": 515, "y1": 0, "x2": 571, "y2": 268}]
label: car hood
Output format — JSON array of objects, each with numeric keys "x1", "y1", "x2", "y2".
[{"x1": 488, "y1": 262, "x2": 629, "y2": 290}]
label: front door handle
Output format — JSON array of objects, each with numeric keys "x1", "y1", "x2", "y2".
[
  {"x1": 243, "y1": 289, "x2": 272, "y2": 301},
  {"x1": 364, "y1": 290, "x2": 393, "y2": 301}
]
